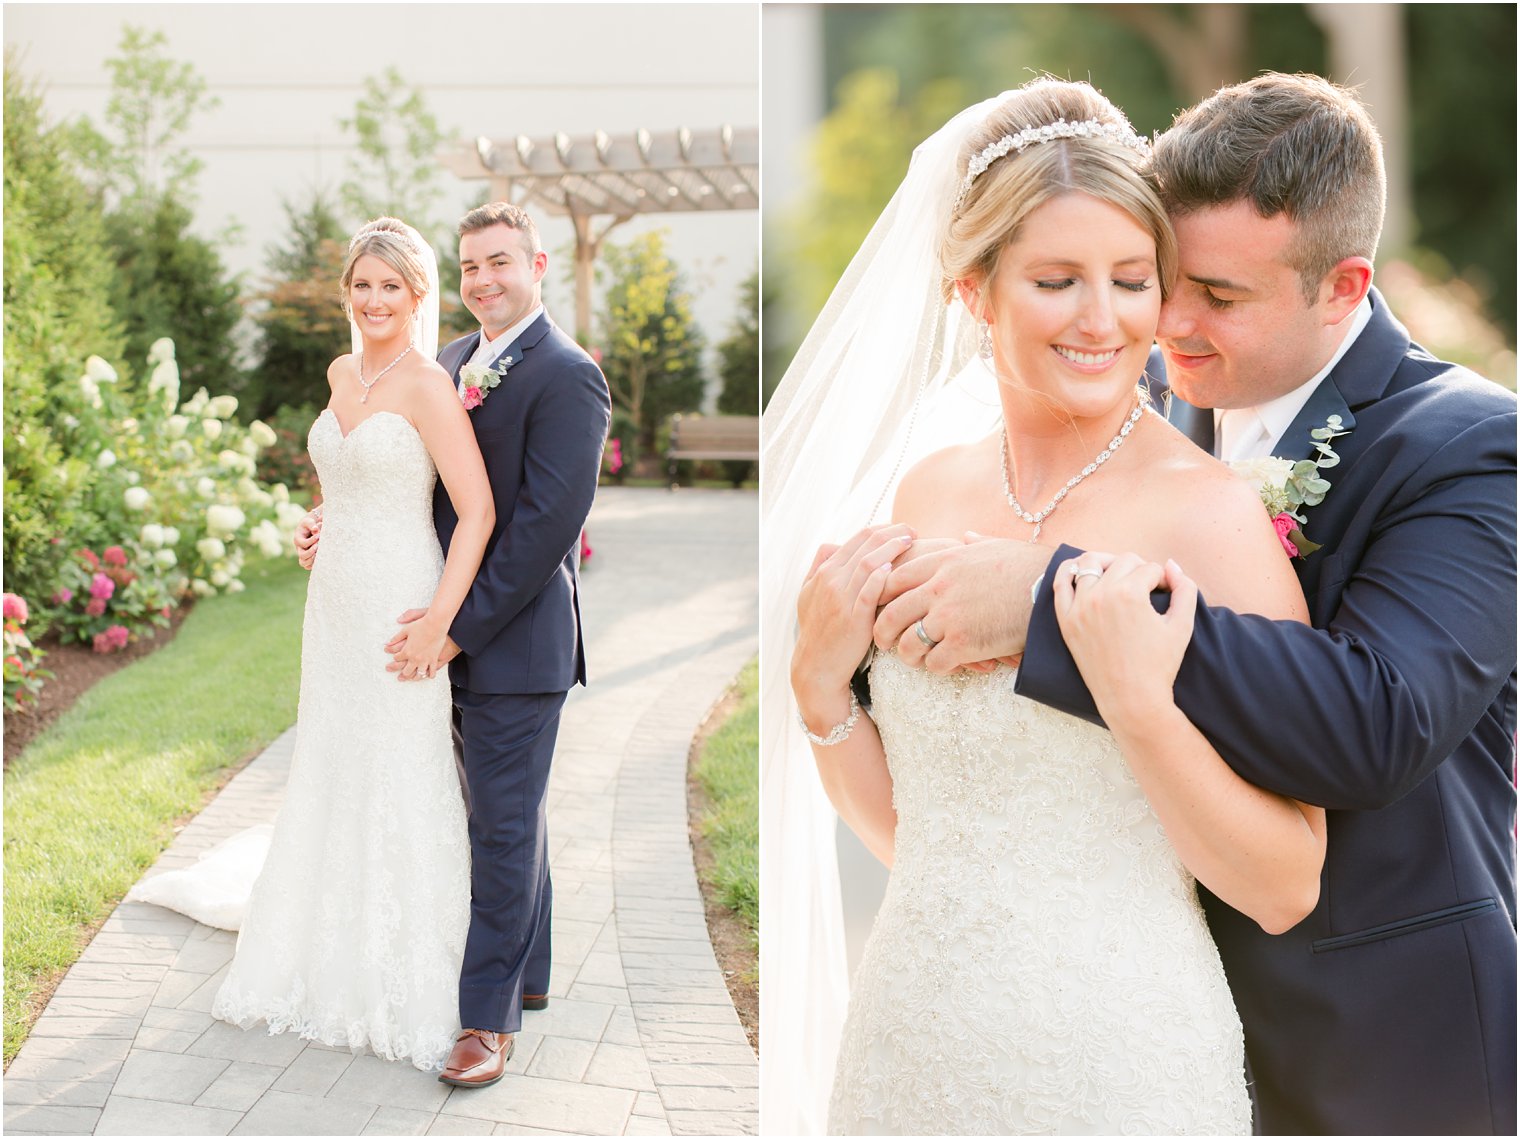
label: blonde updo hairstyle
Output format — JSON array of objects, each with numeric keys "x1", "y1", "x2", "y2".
[
  {"x1": 941, "y1": 79, "x2": 1177, "y2": 313},
  {"x1": 339, "y1": 217, "x2": 432, "y2": 319}
]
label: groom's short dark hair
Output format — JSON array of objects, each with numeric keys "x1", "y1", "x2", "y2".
[
  {"x1": 1150, "y1": 73, "x2": 1386, "y2": 303},
  {"x1": 459, "y1": 202, "x2": 542, "y2": 256}
]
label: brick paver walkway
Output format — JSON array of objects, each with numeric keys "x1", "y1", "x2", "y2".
[{"x1": 4, "y1": 488, "x2": 759, "y2": 1137}]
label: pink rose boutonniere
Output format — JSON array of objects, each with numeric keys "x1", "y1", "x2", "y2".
[
  {"x1": 1231, "y1": 415, "x2": 1350, "y2": 560},
  {"x1": 459, "y1": 354, "x2": 513, "y2": 411}
]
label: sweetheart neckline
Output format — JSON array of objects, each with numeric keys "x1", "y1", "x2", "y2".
[{"x1": 317, "y1": 407, "x2": 416, "y2": 442}]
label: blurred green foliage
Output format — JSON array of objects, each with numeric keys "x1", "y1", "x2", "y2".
[
  {"x1": 3, "y1": 62, "x2": 127, "y2": 605},
  {"x1": 767, "y1": 4, "x2": 1514, "y2": 394}
]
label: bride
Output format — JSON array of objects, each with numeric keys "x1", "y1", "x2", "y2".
[
  {"x1": 764, "y1": 80, "x2": 1325, "y2": 1134},
  {"x1": 136, "y1": 218, "x2": 493, "y2": 1071}
]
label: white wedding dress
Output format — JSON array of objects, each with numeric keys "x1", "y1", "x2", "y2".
[
  {"x1": 206, "y1": 409, "x2": 470, "y2": 1072},
  {"x1": 827, "y1": 652, "x2": 1250, "y2": 1135}
]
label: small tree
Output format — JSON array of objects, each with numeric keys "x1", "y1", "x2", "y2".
[
  {"x1": 68, "y1": 25, "x2": 216, "y2": 210},
  {"x1": 340, "y1": 67, "x2": 448, "y2": 240},
  {"x1": 595, "y1": 230, "x2": 706, "y2": 452},
  {"x1": 103, "y1": 198, "x2": 245, "y2": 399},
  {"x1": 247, "y1": 190, "x2": 350, "y2": 418},
  {"x1": 716, "y1": 269, "x2": 760, "y2": 415},
  {"x1": 68, "y1": 26, "x2": 244, "y2": 398}
]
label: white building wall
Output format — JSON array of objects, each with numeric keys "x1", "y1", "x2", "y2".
[{"x1": 4, "y1": 3, "x2": 759, "y2": 390}]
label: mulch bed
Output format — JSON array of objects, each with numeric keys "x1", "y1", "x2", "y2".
[
  {"x1": 686, "y1": 687, "x2": 759, "y2": 1055},
  {"x1": 3, "y1": 603, "x2": 194, "y2": 764}
]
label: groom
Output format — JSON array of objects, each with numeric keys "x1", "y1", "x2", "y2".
[
  {"x1": 876, "y1": 75, "x2": 1516, "y2": 1134},
  {"x1": 302, "y1": 201, "x2": 610, "y2": 1087}
]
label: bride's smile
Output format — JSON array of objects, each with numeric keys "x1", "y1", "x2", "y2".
[
  {"x1": 348, "y1": 252, "x2": 417, "y2": 345},
  {"x1": 981, "y1": 192, "x2": 1160, "y2": 425}
]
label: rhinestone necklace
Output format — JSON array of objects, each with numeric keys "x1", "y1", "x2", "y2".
[
  {"x1": 1000, "y1": 386, "x2": 1149, "y2": 541},
  {"x1": 357, "y1": 343, "x2": 414, "y2": 404}
]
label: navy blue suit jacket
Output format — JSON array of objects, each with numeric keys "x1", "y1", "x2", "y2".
[
  {"x1": 435, "y1": 314, "x2": 611, "y2": 695},
  {"x1": 1019, "y1": 290, "x2": 1517, "y2": 1134}
]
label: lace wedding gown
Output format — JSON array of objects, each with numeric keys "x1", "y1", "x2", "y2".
[
  {"x1": 828, "y1": 652, "x2": 1250, "y2": 1135},
  {"x1": 209, "y1": 409, "x2": 470, "y2": 1072}
]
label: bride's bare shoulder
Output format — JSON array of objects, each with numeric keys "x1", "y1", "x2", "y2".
[
  {"x1": 891, "y1": 436, "x2": 993, "y2": 528},
  {"x1": 326, "y1": 354, "x2": 354, "y2": 392},
  {"x1": 1137, "y1": 417, "x2": 1307, "y2": 620}
]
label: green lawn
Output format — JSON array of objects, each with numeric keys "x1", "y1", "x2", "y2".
[
  {"x1": 3, "y1": 557, "x2": 307, "y2": 1064},
  {"x1": 692, "y1": 658, "x2": 759, "y2": 945}
]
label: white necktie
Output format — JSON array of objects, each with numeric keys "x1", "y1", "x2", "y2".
[{"x1": 1217, "y1": 408, "x2": 1268, "y2": 462}]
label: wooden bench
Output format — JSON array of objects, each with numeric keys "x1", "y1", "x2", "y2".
[{"x1": 665, "y1": 414, "x2": 760, "y2": 488}]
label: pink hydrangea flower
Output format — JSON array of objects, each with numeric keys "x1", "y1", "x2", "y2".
[
  {"x1": 89, "y1": 572, "x2": 115, "y2": 601},
  {"x1": 52, "y1": 588, "x2": 74, "y2": 606},
  {"x1": 85, "y1": 597, "x2": 107, "y2": 617},
  {"x1": 2, "y1": 593, "x2": 28, "y2": 623},
  {"x1": 1271, "y1": 512, "x2": 1300, "y2": 558},
  {"x1": 77, "y1": 548, "x2": 100, "y2": 569},
  {"x1": 103, "y1": 546, "x2": 128, "y2": 568},
  {"x1": 461, "y1": 386, "x2": 484, "y2": 410},
  {"x1": 92, "y1": 625, "x2": 130, "y2": 653}
]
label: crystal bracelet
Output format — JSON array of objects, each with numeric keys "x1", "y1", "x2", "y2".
[{"x1": 797, "y1": 691, "x2": 861, "y2": 747}]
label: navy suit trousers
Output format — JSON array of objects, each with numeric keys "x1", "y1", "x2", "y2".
[{"x1": 451, "y1": 688, "x2": 565, "y2": 1035}]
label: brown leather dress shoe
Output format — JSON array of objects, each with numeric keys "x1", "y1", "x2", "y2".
[
  {"x1": 522, "y1": 993, "x2": 549, "y2": 1011},
  {"x1": 438, "y1": 1028, "x2": 514, "y2": 1087}
]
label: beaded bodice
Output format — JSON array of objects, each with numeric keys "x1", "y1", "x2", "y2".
[{"x1": 827, "y1": 651, "x2": 1248, "y2": 1135}]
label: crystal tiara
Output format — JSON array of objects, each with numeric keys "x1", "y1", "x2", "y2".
[{"x1": 953, "y1": 118, "x2": 1153, "y2": 212}]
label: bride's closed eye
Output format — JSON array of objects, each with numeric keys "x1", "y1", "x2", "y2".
[{"x1": 1034, "y1": 278, "x2": 1154, "y2": 292}]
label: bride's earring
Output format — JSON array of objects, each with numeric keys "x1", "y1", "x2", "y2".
[{"x1": 978, "y1": 320, "x2": 994, "y2": 361}]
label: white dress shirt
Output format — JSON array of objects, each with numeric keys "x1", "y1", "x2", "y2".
[
  {"x1": 1215, "y1": 296, "x2": 1373, "y2": 462},
  {"x1": 460, "y1": 305, "x2": 544, "y2": 388}
]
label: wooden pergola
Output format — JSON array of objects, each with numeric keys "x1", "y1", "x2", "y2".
[{"x1": 438, "y1": 126, "x2": 759, "y2": 339}]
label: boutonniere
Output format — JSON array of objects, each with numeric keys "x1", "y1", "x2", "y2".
[
  {"x1": 459, "y1": 354, "x2": 513, "y2": 410},
  {"x1": 1231, "y1": 415, "x2": 1350, "y2": 559}
]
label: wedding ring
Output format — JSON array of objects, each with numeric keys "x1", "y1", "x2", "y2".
[
  {"x1": 914, "y1": 618, "x2": 940, "y2": 648},
  {"x1": 1073, "y1": 567, "x2": 1105, "y2": 583}
]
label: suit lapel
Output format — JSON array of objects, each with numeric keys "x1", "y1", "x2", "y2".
[
  {"x1": 1271, "y1": 377, "x2": 1356, "y2": 463},
  {"x1": 441, "y1": 331, "x2": 483, "y2": 383}
]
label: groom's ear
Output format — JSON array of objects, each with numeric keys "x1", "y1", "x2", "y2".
[
  {"x1": 1318, "y1": 257, "x2": 1373, "y2": 324},
  {"x1": 530, "y1": 250, "x2": 548, "y2": 283}
]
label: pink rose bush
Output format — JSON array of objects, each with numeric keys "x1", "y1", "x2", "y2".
[{"x1": 3, "y1": 593, "x2": 51, "y2": 711}]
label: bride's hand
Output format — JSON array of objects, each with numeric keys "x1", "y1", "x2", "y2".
[
  {"x1": 792, "y1": 524, "x2": 915, "y2": 707},
  {"x1": 384, "y1": 608, "x2": 452, "y2": 681},
  {"x1": 1053, "y1": 553, "x2": 1197, "y2": 721}
]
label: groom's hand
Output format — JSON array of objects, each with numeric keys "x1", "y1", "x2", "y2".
[{"x1": 874, "y1": 533, "x2": 1050, "y2": 673}]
